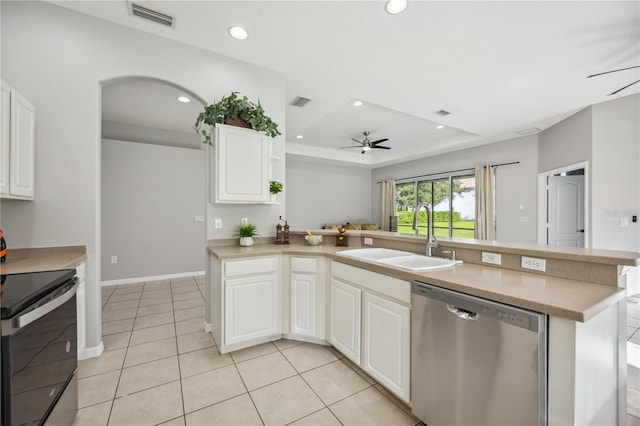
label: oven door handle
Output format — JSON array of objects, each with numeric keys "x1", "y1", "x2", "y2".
[{"x1": 14, "y1": 278, "x2": 79, "y2": 330}]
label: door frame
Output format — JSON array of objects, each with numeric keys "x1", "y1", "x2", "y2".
[{"x1": 537, "y1": 161, "x2": 590, "y2": 248}]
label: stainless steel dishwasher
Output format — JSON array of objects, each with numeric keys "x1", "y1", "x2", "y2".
[{"x1": 411, "y1": 281, "x2": 547, "y2": 426}]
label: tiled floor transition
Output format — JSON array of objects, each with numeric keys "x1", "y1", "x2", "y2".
[{"x1": 74, "y1": 277, "x2": 640, "y2": 426}]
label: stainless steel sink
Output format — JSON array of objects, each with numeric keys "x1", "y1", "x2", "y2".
[{"x1": 337, "y1": 248, "x2": 461, "y2": 271}]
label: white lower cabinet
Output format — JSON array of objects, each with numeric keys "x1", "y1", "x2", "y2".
[
  {"x1": 363, "y1": 292, "x2": 411, "y2": 402},
  {"x1": 225, "y1": 273, "x2": 280, "y2": 346},
  {"x1": 291, "y1": 273, "x2": 317, "y2": 337},
  {"x1": 329, "y1": 278, "x2": 362, "y2": 365},
  {"x1": 210, "y1": 255, "x2": 281, "y2": 353},
  {"x1": 330, "y1": 261, "x2": 411, "y2": 403}
]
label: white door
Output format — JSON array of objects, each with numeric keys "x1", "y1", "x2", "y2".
[
  {"x1": 291, "y1": 273, "x2": 317, "y2": 338},
  {"x1": 330, "y1": 278, "x2": 361, "y2": 365},
  {"x1": 224, "y1": 273, "x2": 280, "y2": 346},
  {"x1": 363, "y1": 292, "x2": 411, "y2": 403},
  {"x1": 9, "y1": 90, "x2": 35, "y2": 198},
  {"x1": 215, "y1": 124, "x2": 269, "y2": 203},
  {"x1": 548, "y1": 175, "x2": 584, "y2": 247}
]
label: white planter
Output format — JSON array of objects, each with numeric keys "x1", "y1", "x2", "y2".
[
  {"x1": 270, "y1": 193, "x2": 277, "y2": 203},
  {"x1": 239, "y1": 237, "x2": 254, "y2": 247}
]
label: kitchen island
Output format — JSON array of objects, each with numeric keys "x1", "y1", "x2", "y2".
[{"x1": 207, "y1": 231, "x2": 638, "y2": 426}]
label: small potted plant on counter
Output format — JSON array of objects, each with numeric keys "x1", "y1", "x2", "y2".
[
  {"x1": 194, "y1": 91, "x2": 281, "y2": 144},
  {"x1": 234, "y1": 223, "x2": 259, "y2": 247}
]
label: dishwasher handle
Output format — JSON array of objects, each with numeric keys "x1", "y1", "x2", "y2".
[{"x1": 446, "y1": 304, "x2": 478, "y2": 321}]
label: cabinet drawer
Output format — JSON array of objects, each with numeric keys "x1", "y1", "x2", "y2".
[
  {"x1": 331, "y1": 261, "x2": 410, "y2": 304},
  {"x1": 225, "y1": 257, "x2": 279, "y2": 277},
  {"x1": 291, "y1": 257, "x2": 317, "y2": 273}
]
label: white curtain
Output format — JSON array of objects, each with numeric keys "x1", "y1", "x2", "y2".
[
  {"x1": 381, "y1": 179, "x2": 396, "y2": 231},
  {"x1": 475, "y1": 166, "x2": 496, "y2": 240}
]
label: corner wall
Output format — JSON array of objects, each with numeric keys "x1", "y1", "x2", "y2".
[{"x1": 101, "y1": 140, "x2": 206, "y2": 281}]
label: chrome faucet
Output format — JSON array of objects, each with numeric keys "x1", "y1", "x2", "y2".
[{"x1": 413, "y1": 202, "x2": 439, "y2": 256}]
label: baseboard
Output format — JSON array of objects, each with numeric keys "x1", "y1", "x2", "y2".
[
  {"x1": 101, "y1": 270, "x2": 205, "y2": 287},
  {"x1": 79, "y1": 341, "x2": 104, "y2": 360}
]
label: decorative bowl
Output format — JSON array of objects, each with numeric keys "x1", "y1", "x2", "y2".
[{"x1": 305, "y1": 235, "x2": 323, "y2": 246}]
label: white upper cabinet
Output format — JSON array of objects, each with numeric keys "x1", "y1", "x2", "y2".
[
  {"x1": 214, "y1": 124, "x2": 270, "y2": 204},
  {"x1": 1, "y1": 81, "x2": 35, "y2": 200}
]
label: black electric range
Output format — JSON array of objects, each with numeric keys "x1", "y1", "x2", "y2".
[{"x1": 1, "y1": 269, "x2": 79, "y2": 425}]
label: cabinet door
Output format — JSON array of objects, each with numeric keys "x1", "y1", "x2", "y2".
[
  {"x1": 1, "y1": 83, "x2": 10, "y2": 195},
  {"x1": 215, "y1": 124, "x2": 269, "y2": 203},
  {"x1": 330, "y1": 278, "x2": 361, "y2": 365},
  {"x1": 363, "y1": 292, "x2": 411, "y2": 402},
  {"x1": 291, "y1": 273, "x2": 316, "y2": 337},
  {"x1": 9, "y1": 90, "x2": 35, "y2": 198},
  {"x1": 225, "y1": 273, "x2": 280, "y2": 346}
]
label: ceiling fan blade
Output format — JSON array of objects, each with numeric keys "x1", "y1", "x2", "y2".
[
  {"x1": 340, "y1": 145, "x2": 363, "y2": 149},
  {"x1": 372, "y1": 145, "x2": 391, "y2": 150},
  {"x1": 351, "y1": 138, "x2": 363, "y2": 144},
  {"x1": 370, "y1": 138, "x2": 389, "y2": 145},
  {"x1": 587, "y1": 65, "x2": 640, "y2": 78},
  {"x1": 608, "y1": 79, "x2": 640, "y2": 96},
  {"x1": 361, "y1": 150, "x2": 366, "y2": 154}
]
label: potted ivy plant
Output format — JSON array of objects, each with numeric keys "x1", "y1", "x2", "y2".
[
  {"x1": 194, "y1": 91, "x2": 281, "y2": 144},
  {"x1": 234, "y1": 223, "x2": 259, "y2": 247}
]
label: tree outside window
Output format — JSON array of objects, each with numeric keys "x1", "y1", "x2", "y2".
[{"x1": 395, "y1": 174, "x2": 475, "y2": 238}]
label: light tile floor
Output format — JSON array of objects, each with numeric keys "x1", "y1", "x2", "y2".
[
  {"x1": 74, "y1": 276, "x2": 420, "y2": 426},
  {"x1": 74, "y1": 277, "x2": 640, "y2": 426}
]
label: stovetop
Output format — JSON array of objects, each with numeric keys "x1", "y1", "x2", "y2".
[{"x1": 0, "y1": 269, "x2": 76, "y2": 319}]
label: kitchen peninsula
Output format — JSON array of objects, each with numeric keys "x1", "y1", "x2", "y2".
[{"x1": 207, "y1": 230, "x2": 639, "y2": 426}]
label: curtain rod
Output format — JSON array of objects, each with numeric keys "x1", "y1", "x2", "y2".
[{"x1": 376, "y1": 161, "x2": 520, "y2": 184}]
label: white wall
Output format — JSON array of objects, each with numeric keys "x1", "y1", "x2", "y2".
[
  {"x1": 371, "y1": 135, "x2": 539, "y2": 244},
  {"x1": 538, "y1": 107, "x2": 592, "y2": 173},
  {"x1": 0, "y1": 1, "x2": 285, "y2": 352},
  {"x1": 286, "y1": 156, "x2": 373, "y2": 228},
  {"x1": 591, "y1": 94, "x2": 640, "y2": 251},
  {"x1": 101, "y1": 140, "x2": 205, "y2": 281}
]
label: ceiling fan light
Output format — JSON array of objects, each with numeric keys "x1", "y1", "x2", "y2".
[
  {"x1": 385, "y1": 0, "x2": 407, "y2": 15},
  {"x1": 363, "y1": 146, "x2": 372, "y2": 151}
]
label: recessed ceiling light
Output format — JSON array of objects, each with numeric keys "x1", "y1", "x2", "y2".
[
  {"x1": 296, "y1": 134, "x2": 304, "y2": 139},
  {"x1": 436, "y1": 125, "x2": 444, "y2": 130},
  {"x1": 228, "y1": 26, "x2": 248, "y2": 40},
  {"x1": 385, "y1": 0, "x2": 408, "y2": 15},
  {"x1": 353, "y1": 100, "x2": 364, "y2": 107},
  {"x1": 176, "y1": 96, "x2": 190, "y2": 103}
]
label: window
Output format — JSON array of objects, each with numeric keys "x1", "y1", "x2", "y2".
[{"x1": 395, "y1": 174, "x2": 476, "y2": 238}]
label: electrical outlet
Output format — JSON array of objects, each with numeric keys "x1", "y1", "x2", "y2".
[
  {"x1": 214, "y1": 218, "x2": 222, "y2": 229},
  {"x1": 241, "y1": 217, "x2": 248, "y2": 225},
  {"x1": 521, "y1": 256, "x2": 546, "y2": 272},
  {"x1": 111, "y1": 256, "x2": 118, "y2": 264},
  {"x1": 481, "y1": 252, "x2": 501, "y2": 265},
  {"x1": 364, "y1": 237, "x2": 373, "y2": 245}
]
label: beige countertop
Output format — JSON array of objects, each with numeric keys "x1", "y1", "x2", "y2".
[
  {"x1": 208, "y1": 240, "x2": 626, "y2": 322},
  {"x1": 0, "y1": 246, "x2": 87, "y2": 274}
]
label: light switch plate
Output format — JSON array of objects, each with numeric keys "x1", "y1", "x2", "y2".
[
  {"x1": 241, "y1": 217, "x2": 248, "y2": 225},
  {"x1": 482, "y1": 252, "x2": 501, "y2": 265},
  {"x1": 214, "y1": 218, "x2": 223, "y2": 229},
  {"x1": 194, "y1": 215, "x2": 205, "y2": 223},
  {"x1": 364, "y1": 237, "x2": 373, "y2": 245}
]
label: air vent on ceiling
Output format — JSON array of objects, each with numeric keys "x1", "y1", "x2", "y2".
[
  {"x1": 515, "y1": 127, "x2": 541, "y2": 136},
  {"x1": 289, "y1": 96, "x2": 311, "y2": 108},
  {"x1": 128, "y1": 2, "x2": 175, "y2": 27},
  {"x1": 433, "y1": 109, "x2": 451, "y2": 117}
]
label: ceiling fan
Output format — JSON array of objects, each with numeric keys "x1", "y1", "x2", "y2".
[
  {"x1": 340, "y1": 131, "x2": 391, "y2": 154},
  {"x1": 587, "y1": 65, "x2": 640, "y2": 96}
]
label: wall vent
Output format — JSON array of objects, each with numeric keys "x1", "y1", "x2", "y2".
[
  {"x1": 515, "y1": 127, "x2": 541, "y2": 136},
  {"x1": 128, "y1": 2, "x2": 175, "y2": 27},
  {"x1": 433, "y1": 109, "x2": 451, "y2": 117},
  {"x1": 289, "y1": 96, "x2": 311, "y2": 107}
]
